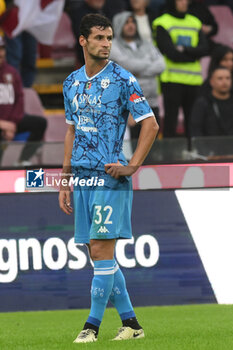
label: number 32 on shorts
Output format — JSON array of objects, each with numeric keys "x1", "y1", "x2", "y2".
[{"x1": 94, "y1": 205, "x2": 113, "y2": 225}]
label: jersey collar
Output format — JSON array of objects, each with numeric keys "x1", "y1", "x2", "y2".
[{"x1": 84, "y1": 60, "x2": 112, "y2": 81}]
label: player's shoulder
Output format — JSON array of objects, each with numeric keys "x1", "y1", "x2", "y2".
[
  {"x1": 109, "y1": 61, "x2": 137, "y2": 84},
  {"x1": 109, "y1": 60, "x2": 131, "y2": 78},
  {"x1": 63, "y1": 66, "x2": 85, "y2": 89}
]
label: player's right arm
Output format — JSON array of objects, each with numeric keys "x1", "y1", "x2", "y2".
[{"x1": 59, "y1": 124, "x2": 75, "y2": 215}]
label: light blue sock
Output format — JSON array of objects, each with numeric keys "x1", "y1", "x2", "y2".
[
  {"x1": 109, "y1": 260, "x2": 136, "y2": 321},
  {"x1": 86, "y1": 259, "x2": 115, "y2": 327}
]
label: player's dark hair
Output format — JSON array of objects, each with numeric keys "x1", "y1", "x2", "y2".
[
  {"x1": 80, "y1": 14, "x2": 113, "y2": 39},
  {"x1": 210, "y1": 66, "x2": 231, "y2": 78}
]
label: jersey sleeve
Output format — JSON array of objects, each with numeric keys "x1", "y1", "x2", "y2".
[
  {"x1": 63, "y1": 80, "x2": 75, "y2": 125},
  {"x1": 124, "y1": 74, "x2": 154, "y2": 123}
]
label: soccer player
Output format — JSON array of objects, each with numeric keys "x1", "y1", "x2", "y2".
[{"x1": 59, "y1": 13, "x2": 159, "y2": 343}]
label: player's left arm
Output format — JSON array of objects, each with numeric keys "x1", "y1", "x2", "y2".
[{"x1": 105, "y1": 116, "x2": 159, "y2": 179}]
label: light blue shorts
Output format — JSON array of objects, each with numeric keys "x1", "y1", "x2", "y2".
[{"x1": 73, "y1": 179, "x2": 133, "y2": 244}]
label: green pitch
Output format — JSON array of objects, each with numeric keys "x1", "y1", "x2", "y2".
[{"x1": 0, "y1": 304, "x2": 232, "y2": 350}]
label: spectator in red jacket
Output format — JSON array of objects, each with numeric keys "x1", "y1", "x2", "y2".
[{"x1": 0, "y1": 36, "x2": 47, "y2": 166}]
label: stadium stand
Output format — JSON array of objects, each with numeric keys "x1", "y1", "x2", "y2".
[
  {"x1": 43, "y1": 110, "x2": 67, "y2": 143},
  {"x1": 52, "y1": 12, "x2": 76, "y2": 59},
  {"x1": 12, "y1": 88, "x2": 46, "y2": 142},
  {"x1": 23, "y1": 88, "x2": 45, "y2": 117},
  {"x1": 34, "y1": 12, "x2": 75, "y2": 109},
  {"x1": 157, "y1": 5, "x2": 233, "y2": 136},
  {"x1": 24, "y1": 88, "x2": 66, "y2": 143},
  {"x1": 191, "y1": 135, "x2": 233, "y2": 160},
  {"x1": 209, "y1": 5, "x2": 233, "y2": 48}
]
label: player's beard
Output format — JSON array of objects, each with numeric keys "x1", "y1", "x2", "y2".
[{"x1": 89, "y1": 51, "x2": 110, "y2": 61}]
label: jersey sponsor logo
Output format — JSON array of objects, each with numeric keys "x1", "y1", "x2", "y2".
[
  {"x1": 97, "y1": 226, "x2": 110, "y2": 234},
  {"x1": 129, "y1": 93, "x2": 146, "y2": 104},
  {"x1": 77, "y1": 115, "x2": 98, "y2": 132},
  {"x1": 101, "y1": 78, "x2": 110, "y2": 89},
  {"x1": 129, "y1": 76, "x2": 136, "y2": 84},
  {"x1": 79, "y1": 94, "x2": 101, "y2": 106},
  {"x1": 72, "y1": 94, "x2": 102, "y2": 113},
  {"x1": 78, "y1": 115, "x2": 95, "y2": 125},
  {"x1": 77, "y1": 125, "x2": 98, "y2": 132}
]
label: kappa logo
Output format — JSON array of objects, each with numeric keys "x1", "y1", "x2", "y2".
[
  {"x1": 129, "y1": 76, "x2": 136, "y2": 84},
  {"x1": 101, "y1": 78, "x2": 110, "y2": 89},
  {"x1": 73, "y1": 80, "x2": 80, "y2": 87},
  {"x1": 97, "y1": 226, "x2": 109, "y2": 234},
  {"x1": 129, "y1": 93, "x2": 146, "y2": 104}
]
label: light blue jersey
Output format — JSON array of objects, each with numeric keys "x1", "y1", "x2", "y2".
[
  {"x1": 63, "y1": 61, "x2": 154, "y2": 243},
  {"x1": 63, "y1": 60, "x2": 154, "y2": 171}
]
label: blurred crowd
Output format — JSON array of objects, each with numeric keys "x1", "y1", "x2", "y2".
[{"x1": 0, "y1": 0, "x2": 233, "y2": 165}]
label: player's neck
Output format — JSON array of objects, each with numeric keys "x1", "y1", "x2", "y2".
[{"x1": 85, "y1": 59, "x2": 109, "y2": 78}]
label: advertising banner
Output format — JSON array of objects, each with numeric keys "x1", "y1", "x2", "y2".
[
  {"x1": 0, "y1": 163, "x2": 232, "y2": 193},
  {"x1": 0, "y1": 190, "x2": 220, "y2": 312}
]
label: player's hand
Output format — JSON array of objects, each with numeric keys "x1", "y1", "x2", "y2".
[
  {"x1": 59, "y1": 188, "x2": 73, "y2": 215},
  {"x1": 105, "y1": 161, "x2": 138, "y2": 179}
]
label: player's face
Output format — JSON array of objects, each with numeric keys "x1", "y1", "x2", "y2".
[
  {"x1": 220, "y1": 51, "x2": 233, "y2": 72},
  {"x1": 122, "y1": 17, "x2": 137, "y2": 41},
  {"x1": 210, "y1": 69, "x2": 232, "y2": 94},
  {"x1": 82, "y1": 26, "x2": 113, "y2": 60},
  {"x1": 175, "y1": 0, "x2": 188, "y2": 13},
  {"x1": 0, "y1": 47, "x2": 6, "y2": 66}
]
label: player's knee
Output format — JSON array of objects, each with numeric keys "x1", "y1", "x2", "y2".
[
  {"x1": 89, "y1": 243, "x2": 102, "y2": 261},
  {"x1": 89, "y1": 241, "x2": 108, "y2": 260},
  {"x1": 90, "y1": 240, "x2": 115, "y2": 261}
]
